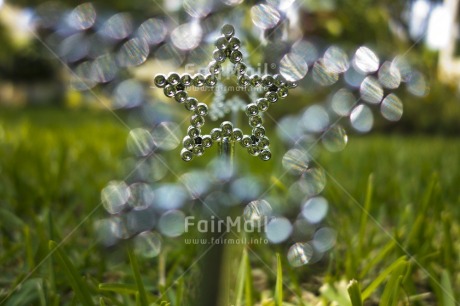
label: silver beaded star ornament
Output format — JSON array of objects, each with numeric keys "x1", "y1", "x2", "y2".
[{"x1": 154, "y1": 24, "x2": 297, "y2": 162}]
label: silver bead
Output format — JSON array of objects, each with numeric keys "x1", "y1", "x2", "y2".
[
  {"x1": 202, "y1": 135, "x2": 213, "y2": 148},
  {"x1": 163, "y1": 84, "x2": 175, "y2": 97},
  {"x1": 184, "y1": 97, "x2": 198, "y2": 111},
  {"x1": 238, "y1": 74, "x2": 250, "y2": 87},
  {"x1": 234, "y1": 63, "x2": 246, "y2": 75},
  {"x1": 190, "y1": 115, "x2": 205, "y2": 128},
  {"x1": 187, "y1": 126, "x2": 201, "y2": 138},
  {"x1": 257, "y1": 136, "x2": 270, "y2": 149},
  {"x1": 195, "y1": 103, "x2": 208, "y2": 116},
  {"x1": 175, "y1": 90, "x2": 187, "y2": 103},
  {"x1": 221, "y1": 24, "x2": 235, "y2": 38},
  {"x1": 205, "y1": 75, "x2": 217, "y2": 87},
  {"x1": 209, "y1": 61, "x2": 222, "y2": 75},
  {"x1": 228, "y1": 37, "x2": 240, "y2": 51},
  {"x1": 183, "y1": 136, "x2": 194, "y2": 150},
  {"x1": 249, "y1": 115, "x2": 263, "y2": 127},
  {"x1": 181, "y1": 74, "x2": 192, "y2": 86},
  {"x1": 210, "y1": 128, "x2": 222, "y2": 141},
  {"x1": 250, "y1": 75, "x2": 262, "y2": 87},
  {"x1": 253, "y1": 126, "x2": 265, "y2": 138},
  {"x1": 241, "y1": 135, "x2": 252, "y2": 148},
  {"x1": 262, "y1": 75, "x2": 275, "y2": 87},
  {"x1": 154, "y1": 74, "x2": 166, "y2": 88},
  {"x1": 220, "y1": 121, "x2": 233, "y2": 136},
  {"x1": 245, "y1": 103, "x2": 259, "y2": 116},
  {"x1": 232, "y1": 128, "x2": 243, "y2": 141},
  {"x1": 181, "y1": 148, "x2": 194, "y2": 162},
  {"x1": 193, "y1": 74, "x2": 205, "y2": 87},
  {"x1": 265, "y1": 91, "x2": 278, "y2": 103},
  {"x1": 259, "y1": 149, "x2": 271, "y2": 161},
  {"x1": 248, "y1": 146, "x2": 260, "y2": 156},
  {"x1": 215, "y1": 36, "x2": 228, "y2": 50},
  {"x1": 256, "y1": 98, "x2": 269, "y2": 112},
  {"x1": 193, "y1": 144, "x2": 204, "y2": 156},
  {"x1": 286, "y1": 81, "x2": 298, "y2": 89},
  {"x1": 167, "y1": 73, "x2": 180, "y2": 85},
  {"x1": 274, "y1": 74, "x2": 286, "y2": 87},
  {"x1": 213, "y1": 50, "x2": 226, "y2": 63},
  {"x1": 278, "y1": 87, "x2": 288, "y2": 99},
  {"x1": 230, "y1": 50, "x2": 243, "y2": 63}
]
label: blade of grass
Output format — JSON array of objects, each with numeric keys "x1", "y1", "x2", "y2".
[
  {"x1": 275, "y1": 253, "x2": 283, "y2": 306},
  {"x1": 358, "y1": 174, "x2": 374, "y2": 258},
  {"x1": 379, "y1": 260, "x2": 408, "y2": 306},
  {"x1": 98, "y1": 283, "x2": 139, "y2": 295},
  {"x1": 347, "y1": 280, "x2": 363, "y2": 306},
  {"x1": 48, "y1": 241, "x2": 95, "y2": 306},
  {"x1": 440, "y1": 270, "x2": 456, "y2": 306},
  {"x1": 245, "y1": 248, "x2": 254, "y2": 306},
  {"x1": 362, "y1": 256, "x2": 406, "y2": 300},
  {"x1": 128, "y1": 248, "x2": 149, "y2": 306},
  {"x1": 359, "y1": 240, "x2": 396, "y2": 279},
  {"x1": 235, "y1": 249, "x2": 248, "y2": 306}
]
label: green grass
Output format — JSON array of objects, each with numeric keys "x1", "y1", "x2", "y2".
[{"x1": 0, "y1": 108, "x2": 459, "y2": 305}]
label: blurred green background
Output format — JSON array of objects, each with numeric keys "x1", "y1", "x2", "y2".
[{"x1": 0, "y1": 0, "x2": 459, "y2": 305}]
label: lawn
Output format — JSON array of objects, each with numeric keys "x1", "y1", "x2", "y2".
[{"x1": 0, "y1": 108, "x2": 458, "y2": 305}]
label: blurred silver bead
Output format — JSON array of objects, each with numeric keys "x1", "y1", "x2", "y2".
[
  {"x1": 184, "y1": 97, "x2": 198, "y2": 111},
  {"x1": 230, "y1": 50, "x2": 243, "y2": 63},
  {"x1": 265, "y1": 91, "x2": 278, "y2": 103},
  {"x1": 249, "y1": 115, "x2": 263, "y2": 127},
  {"x1": 167, "y1": 73, "x2": 180, "y2": 85},
  {"x1": 154, "y1": 74, "x2": 167, "y2": 88},
  {"x1": 202, "y1": 135, "x2": 213, "y2": 148},
  {"x1": 221, "y1": 24, "x2": 235, "y2": 38},
  {"x1": 259, "y1": 149, "x2": 271, "y2": 161},
  {"x1": 213, "y1": 50, "x2": 226, "y2": 63},
  {"x1": 181, "y1": 148, "x2": 194, "y2": 162},
  {"x1": 228, "y1": 37, "x2": 240, "y2": 51},
  {"x1": 256, "y1": 98, "x2": 269, "y2": 112},
  {"x1": 180, "y1": 74, "x2": 192, "y2": 86},
  {"x1": 193, "y1": 74, "x2": 205, "y2": 87},
  {"x1": 210, "y1": 128, "x2": 222, "y2": 141},
  {"x1": 163, "y1": 85, "x2": 175, "y2": 97},
  {"x1": 183, "y1": 136, "x2": 194, "y2": 150},
  {"x1": 190, "y1": 115, "x2": 205, "y2": 128},
  {"x1": 232, "y1": 128, "x2": 243, "y2": 142},
  {"x1": 245, "y1": 103, "x2": 259, "y2": 116},
  {"x1": 187, "y1": 126, "x2": 201, "y2": 138},
  {"x1": 175, "y1": 91, "x2": 187, "y2": 103},
  {"x1": 220, "y1": 121, "x2": 233, "y2": 136},
  {"x1": 195, "y1": 103, "x2": 208, "y2": 116}
]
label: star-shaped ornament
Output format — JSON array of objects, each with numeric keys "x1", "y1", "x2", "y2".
[{"x1": 154, "y1": 24, "x2": 297, "y2": 162}]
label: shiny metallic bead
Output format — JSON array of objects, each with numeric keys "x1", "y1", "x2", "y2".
[
  {"x1": 210, "y1": 128, "x2": 222, "y2": 141},
  {"x1": 183, "y1": 136, "x2": 194, "y2": 150},
  {"x1": 253, "y1": 127, "x2": 265, "y2": 138},
  {"x1": 228, "y1": 37, "x2": 240, "y2": 51},
  {"x1": 181, "y1": 74, "x2": 192, "y2": 86},
  {"x1": 230, "y1": 50, "x2": 243, "y2": 63},
  {"x1": 195, "y1": 103, "x2": 208, "y2": 116},
  {"x1": 163, "y1": 84, "x2": 176, "y2": 97},
  {"x1": 187, "y1": 126, "x2": 201, "y2": 138},
  {"x1": 286, "y1": 81, "x2": 298, "y2": 89},
  {"x1": 249, "y1": 115, "x2": 263, "y2": 127},
  {"x1": 205, "y1": 75, "x2": 218, "y2": 87},
  {"x1": 256, "y1": 98, "x2": 269, "y2": 112},
  {"x1": 278, "y1": 87, "x2": 288, "y2": 99},
  {"x1": 265, "y1": 91, "x2": 278, "y2": 103},
  {"x1": 250, "y1": 75, "x2": 262, "y2": 87},
  {"x1": 181, "y1": 148, "x2": 194, "y2": 162},
  {"x1": 247, "y1": 146, "x2": 260, "y2": 156},
  {"x1": 184, "y1": 97, "x2": 198, "y2": 111},
  {"x1": 262, "y1": 75, "x2": 275, "y2": 87},
  {"x1": 167, "y1": 73, "x2": 180, "y2": 85},
  {"x1": 154, "y1": 74, "x2": 167, "y2": 88},
  {"x1": 240, "y1": 135, "x2": 252, "y2": 148},
  {"x1": 215, "y1": 36, "x2": 229, "y2": 50},
  {"x1": 221, "y1": 24, "x2": 235, "y2": 38},
  {"x1": 273, "y1": 74, "x2": 286, "y2": 87},
  {"x1": 259, "y1": 149, "x2": 271, "y2": 161},
  {"x1": 257, "y1": 136, "x2": 270, "y2": 149},
  {"x1": 193, "y1": 144, "x2": 204, "y2": 156},
  {"x1": 234, "y1": 62, "x2": 246, "y2": 75},
  {"x1": 174, "y1": 90, "x2": 187, "y2": 103},
  {"x1": 213, "y1": 50, "x2": 226, "y2": 63},
  {"x1": 190, "y1": 115, "x2": 205, "y2": 128},
  {"x1": 245, "y1": 103, "x2": 259, "y2": 116},
  {"x1": 238, "y1": 74, "x2": 250, "y2": 87},
  {"x1": 220, "y1": 121, "x2": 233, "y2": 136},
  {"x1": 202, "y1": 135, "x2": 213, "y2": 148},
  {"x1": 193, "y1": 74, "x2": 205, "y2": 87},
  {"x1": 209, "y1": 61, "x2": 222, "y2": 75},
  {"x1": 232, "y1": 128, "x2": 243, "y2": 142}
]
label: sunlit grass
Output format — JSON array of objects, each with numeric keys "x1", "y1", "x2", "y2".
[{"x1": 0, "y1": 108, "x2": 458, "y2": 305}]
